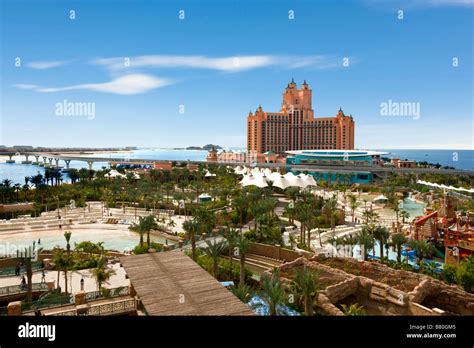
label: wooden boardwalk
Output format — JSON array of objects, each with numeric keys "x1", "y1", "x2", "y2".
[{"x1": 120, "y1": 252, "x2": 254, "y2": 316}]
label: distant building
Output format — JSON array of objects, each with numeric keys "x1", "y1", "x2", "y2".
[
  {"x1": 206, "y1": 149, "x2": 282, "y2": 164},
  {"x1": 391, "y1": 158, "x2": 417, "y2": 168},
  {"x1": 153, "y1": 162, "x2": 173, "y2": 171},
  {"x1": 247, "y1": 80, "x2": 355, "y2": 155},
  {"x1": 206, "y1": 147, "x2": 218, "y2": 162},
  {"x1": 286, "y1": 149, "x2": 388, "y2": 184},
  {"x1": 13, "y1": 145, "x2": 33, "y2": 150}
]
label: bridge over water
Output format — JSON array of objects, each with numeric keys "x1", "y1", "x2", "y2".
[{"x1": 1, "y1": 151, "x2": 474, "y2": 176}]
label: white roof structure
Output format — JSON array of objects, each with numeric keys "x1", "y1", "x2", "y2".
[
  {"x1": 105, "y1": 169, "x2": 126, "y2": 178},
  {"x1": 240, "y1": 174, "x2": 269, "y2": 188},
  {"x1": 198, "y1": 193, "x2": 212, "y2": 199},
  {"x1": 205, "y1": 170, "x2": 216, "y2": 177},
  {"x1": 301, "y1": 174, "x2": 317, "y2": 187},
  {"x1": 240, "y1": 171, "x2": 317, "y2": 189},
  {"x1": 417, "y1": 180, "x2": 474, "y2": 193},
  {"x1": 271, "y1": 175, "x2": 292, "y2": 189},
  {"x1": 234, "y1": 166, "x2": 248, "y2": 175},
  {"x1": 373, "y1": 195, "x2": 388, "y2": 202}
]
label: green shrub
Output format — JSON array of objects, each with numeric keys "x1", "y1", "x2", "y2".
[
  {"x1": 133, "y1": 242, "x2": 163, "y2": 254},
  {"x1": 443, "y1": 264, "x2": 457, "y2": 284},
  {"x1": 455, "y1": 256, "x2": 474, "y2": 293}
]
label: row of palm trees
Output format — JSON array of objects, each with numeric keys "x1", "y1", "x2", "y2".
[{"x1": 52, "y1": 231, "x2": 115, "y2": 294}]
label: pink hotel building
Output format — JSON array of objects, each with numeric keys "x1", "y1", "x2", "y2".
[{"x1": 247, "y1": 80, "x2": 355, "y2": 156}]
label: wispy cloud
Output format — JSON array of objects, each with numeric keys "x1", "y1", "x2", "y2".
[
  {"x1": 27, "y1": 60, "x2": 73, "y2": 70},
  {"x1": 92, "y1": 54, "x2": 349, "y2": 72},
  {"x1": 15, "y1": 74, "x2": 171, "y2": 95},
  {"x1": 13, "y1": 84, "x2": 39, "y2": 90}
]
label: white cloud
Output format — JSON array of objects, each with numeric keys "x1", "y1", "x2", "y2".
[
  {"x1": 13, "y1": 84, "x2": 38, "y2": 90},
  {"x1": 27, "y1": 60, "x2": 72, "y2": 69},
  {"x1": 18, "y1": 74, "x2": 171, "y2": 95},
  {"x1": 93, "y1": 54, "x2": 347, "y2": 72}
]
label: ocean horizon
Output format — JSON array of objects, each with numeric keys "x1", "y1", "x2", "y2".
[{"x1": 1, "y1": 148, "x2": 473, "y2": 184}]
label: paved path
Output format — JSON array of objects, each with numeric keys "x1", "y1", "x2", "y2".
[{"x1": 0, "y1": 263, "x2": 129, "y2": 294}]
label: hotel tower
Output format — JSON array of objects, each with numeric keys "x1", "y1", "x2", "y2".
[{"x1": 247, "y1": 80, "x2": 355, "y2": 155}]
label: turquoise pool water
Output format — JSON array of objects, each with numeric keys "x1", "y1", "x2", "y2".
[
  {"x1": 400, "y1": 198, "x2": 425, "y2": 219},
  {"x1": 0, "y1": 228, "x2": 173, "y2": 255}
]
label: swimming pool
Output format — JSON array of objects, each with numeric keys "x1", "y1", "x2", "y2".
[
  {"x1": 400, "y1": 198, "x2": 425, "y2": 219},
  {"x1": 0, "y1": 226, "x2": 174, "y2": 255}
]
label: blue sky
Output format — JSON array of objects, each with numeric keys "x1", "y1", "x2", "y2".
[{"x1": 0, "y1": 0, "x2": 472, "y2": 149}]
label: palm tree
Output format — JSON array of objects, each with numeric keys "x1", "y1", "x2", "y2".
[
  {"x1": 293, "y1": 266, "x2": 318, "y2": 316},
  {"x1": 231, "y1": 284, "x2": 253, "y2": 303},
  {"x1": 16, "y1": 244, "x2": 40, "y2": 303},
  {"x1": 200, "y1": 237, "x2": 228, "y2": 278},
  {"x1": 91, "y1": 257, "x2": 116, "y2": 293},
  {"x1": 323, "y1": 197, "x2": 338, "y2": 236},
  {"x1": 348, "y1": 194, "x2": 359, "y2": 223},
  {"x1": 64, "y1": 231, "x2": 72, "y2": 254},
  {"x1": 235, "y1": 234, "x2": 251, "y2": 286},
  {"x1": 391, "y1": 233, "x2": 408, "y2": 264},
  {"x1": 341, "y1": 303, "x2": 366, "y2": 316},
  {"x1": 393, "y1": 198, "x2": 400, "y2": 224},
  {"x1": 372, "y1": 225, "x2": 390, "y2": 260},
  {"x1": 259, "y1": 271, "x2": 287, "y2": 316},
  {"x1": 400, "y1": 210, "x2": 410, "y2": 224},
  {"x1": 408, "y1": 240, "x2": 435, "y2": 265},
  {"x1": 183, "y1": 219, "x2": 200, "y2": 261},
  {"x1": 225, "y1": 228, "x2": 239, "y2": 273},
  {"x1": 53, "y1": 249, "x2": 73, "y2": 294},
  {"x1": 129, "y1": 215, "x2": 158, "y2": 249},
  {"x1": 356, "y1": 227, "x2": 375, "y2": 261},
  {"x1": 67, "y1": 169, "x2": 80, "y2": 184}
]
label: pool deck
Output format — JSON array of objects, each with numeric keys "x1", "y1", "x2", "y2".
[{"x1": 0, "y1": 263, "x2": 130, "y2": 294}]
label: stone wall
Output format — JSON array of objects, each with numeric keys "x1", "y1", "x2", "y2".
[
  {"x1": 276, "y1": 256, "x2": 474, "y2": 316},
  {"x1": 408, "y1": 278, "x2": 474, "y2": 315},
  {"x1": 249, "y1": 242, "x2": 301, "y2": 261}
]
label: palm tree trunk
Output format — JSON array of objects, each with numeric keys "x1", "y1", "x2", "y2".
[
  {"x1": 379, "y1": 240, "x2": 384, "y2": 259},
  {"x1": 213, "y1": 257, "x2": 218, "y2": 278},
  {"x1": 304, "y1": 295, "x2": 313, "y2": 316},
  {"x1": 191, "y1": 233, "x2": 196, "y2": 261},
  {"x1": 26, "y1": 260, "x2": 33, "y2": 303},
  {"x1": 307, "y1": 227, "x2": 311, "y2": 250},
  {"x1": 146, "y1": 231, "x2": 150, "y2": 248},
  {"x1": 64, "y1": 270, "x2": 68, "y2": 294},
  {"x1": 239, "y1": 255, "x2": 245, "y2": 285}
]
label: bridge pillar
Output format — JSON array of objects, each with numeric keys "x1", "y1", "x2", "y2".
[
  {"x1": 6, "y1": 154, "x2": 15, "y2": 163},
  {"x1": 43, "y1": 156, "x2": 47, "y2": 164},
  {"x1": 65, "y1": 160, "x2": 71, "y2": 169},
  {"x1": 48, "y1": 158, "x2": 53, "y2": 165},
  {"x1": 55, "y1": 158, "x2": 59, "y2": 168},
  {"x1": 22, "y1": 154, "x2": 32, "y2": 164},
  {"x1": 34, "y1": 155, "x2": 40, "y2": 164},
  {"x1": 87, "y1": 161, "x2": 93, "y2": 170}
]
